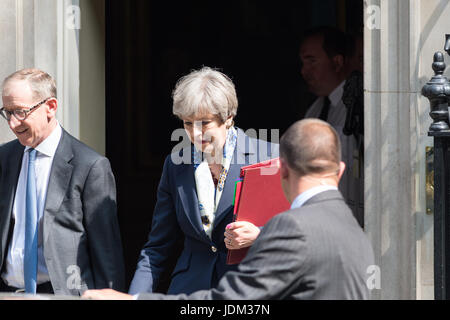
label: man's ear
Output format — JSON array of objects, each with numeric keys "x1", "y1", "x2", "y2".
[
  {"x1": 332, "y1": 54, "x2": 344, "y2": 73},
  {"x1": 337, "y1": 161, "x2": 346, "y2": 181},
  {"x1": 280, "y1": 158, "x2": 289, "y2": 180},
  {"x1": 46, "y1": 98, "x2": 58, "y2": 118},
  {"x1": 225, "y1": 116, "x2": 233, "y2": 128}
]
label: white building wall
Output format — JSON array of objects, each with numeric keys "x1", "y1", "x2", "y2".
[
  {"x1": 0, "y1": 0, "x2": 83, "y2": 149},
  {"x1": 365, "y1": 0, "x2": 417, "y2": 300}
]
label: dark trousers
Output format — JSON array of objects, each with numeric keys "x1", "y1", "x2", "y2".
[{"x1": 0, "y1": 279, "x2": 54, "y2": 294}]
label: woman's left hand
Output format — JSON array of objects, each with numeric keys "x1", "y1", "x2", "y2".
[{"x1": 224, "y1": 221, "x2": 261, "y2": 250}]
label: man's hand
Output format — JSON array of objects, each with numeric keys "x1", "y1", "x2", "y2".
[
  {"x1": 224, "y1": 221, "x2": 261, "y2": 250},
  {"x1": 82, "y1": 289, "x2": 133, "y2": 300}
]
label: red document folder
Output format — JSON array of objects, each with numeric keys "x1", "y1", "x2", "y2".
[{"x1": 227, "y1": 158, "x2": 291, "y2": 265}]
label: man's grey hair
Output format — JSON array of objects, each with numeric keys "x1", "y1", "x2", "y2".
[
  {"x1": 172, "y1": 67, "x2": 238, "y2": 123},
  {"x1": 2, "y1": 68, "x2": 57, "y2": 100},
  {"x1": 280, "y1": 119, "x2": 341, "y2": 176}
]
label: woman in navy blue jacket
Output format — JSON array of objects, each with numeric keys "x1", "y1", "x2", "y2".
[{"x1": 129, "y1": 67, "x2": 279, "y2": 295}]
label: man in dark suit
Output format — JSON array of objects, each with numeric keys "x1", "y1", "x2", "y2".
[
  {"x1": 83, "y1": 118, "x2": 374, "y2": 300},
  {"x1": 0, "y1": 68, "x2": 125, "y2": 295}
]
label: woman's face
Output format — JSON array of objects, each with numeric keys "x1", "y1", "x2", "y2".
[{"x1": 182, "y1": 112, "x2": 230, "y2": 156}]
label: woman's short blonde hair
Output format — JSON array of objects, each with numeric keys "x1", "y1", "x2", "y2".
[{"x1": 172, "y1": 67, "x2": 238, "y2": 123}]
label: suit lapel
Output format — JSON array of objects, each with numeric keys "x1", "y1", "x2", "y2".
[
  {"x1": 175, "y1": 149, "x2": 207, "y2": 239},
  {"x1": 0, "y1": 141, "x2": 24, "y2": 262},
  {"x1": 213, "y1": 128, "x2": 257, "y2": 228},
  {"x1": 43, "y1": 130, "x2": 74, "y2": 245},
  {"x1": 212, "y1": 162, "x2": 241, "y2": 228}
]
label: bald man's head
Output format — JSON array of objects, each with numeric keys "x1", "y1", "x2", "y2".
[{"x1": 280, "y1": 119, "x2": 341, "y2": 177}]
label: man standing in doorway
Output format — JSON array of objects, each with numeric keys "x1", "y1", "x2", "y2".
[{"x1": 300, "y1": 26, "x2": 364, "y2": 227}]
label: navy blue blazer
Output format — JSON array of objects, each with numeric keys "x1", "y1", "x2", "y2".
[{"x1": 129, "y1": 128, "x2": 279, "y2": 294}]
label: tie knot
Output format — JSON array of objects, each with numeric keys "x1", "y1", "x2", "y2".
[{"x1": 28, "y1": 148, "x2": 37, "y2": 162}]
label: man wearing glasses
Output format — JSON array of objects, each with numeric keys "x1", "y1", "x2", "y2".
[{"x1": 0, "y1": 68, "x2": 125, "y2": 296}]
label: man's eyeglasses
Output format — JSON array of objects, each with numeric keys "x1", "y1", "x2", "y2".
[{"x1": 0, "y1": 97, "x2": 52, "y2": 121}]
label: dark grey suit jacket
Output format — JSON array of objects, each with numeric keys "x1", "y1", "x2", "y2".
[
  {"x1": 0, "y1": 129, "x2": 125, "y2": 295},
  {"x1": 138, "y1": 190, "x2": 374, "y2": 300}
]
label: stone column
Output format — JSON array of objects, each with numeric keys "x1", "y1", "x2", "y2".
[
  {"x1": 364, "y1": 0, "x2": 418, "y2": 299},
  {"x1": 0, "y1": 0, "x2": 30, "y2": 143}
]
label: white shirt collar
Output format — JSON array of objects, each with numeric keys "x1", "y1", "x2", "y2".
[
  {"x1": 290, "y1": 185, "x2": 338, "y2": 210},
  {"x1": 328, "y1": 80, "x2": 346, "y2": 107},
  {"x1": 24, "y1": 122, "x2": 62, "y2": 157}
]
